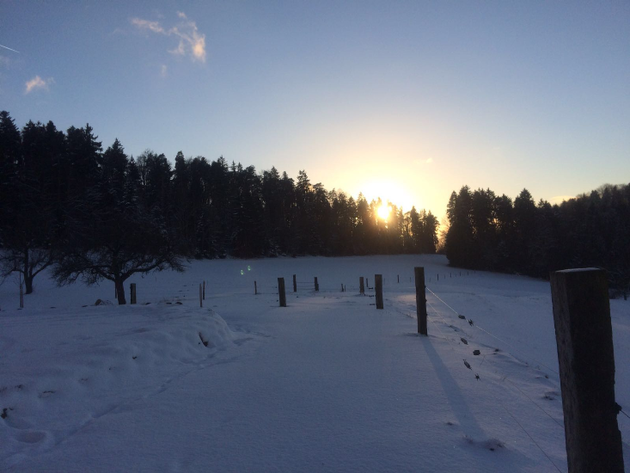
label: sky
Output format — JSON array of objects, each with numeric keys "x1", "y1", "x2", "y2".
[{"x1": 1, "y1": 1, "x2": 629, "y2": 219}]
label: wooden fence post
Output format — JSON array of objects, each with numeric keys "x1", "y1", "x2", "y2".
[
  {"x1": 199, "y1": 284, "x2": 203, "y2": 308},
  {"x1": 254, "y1": 281, "x2": 258, "y2": 295},
  {"x1": 360, "y1": 277, "x2": 365, "y2": 295},
  {"x1": 550, "y1": 268, "x2": 623, "y2": 473},
  {"x1": 130, "y1": 283, "x2": 137, "y2": 305},
  {"x1": 314, "y1": 277, "x2": 319, "y2": 292},
  {"x1": 397, "y1": 275, "x2": 400, "y2": 283},
  {"x1": 278, "y1": 278, "x2": 287, "y2": 307},
  {"x1": 293, "y1": 274, "x2": 297, "y2": 293},
  {"x1": 415, "y1": 267, "x2": 428, "y2": 335},
  {"x1": 375, "y1": 274, "x2": 383, "y2": 309}
]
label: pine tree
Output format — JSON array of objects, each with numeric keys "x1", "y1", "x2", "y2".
[{"x1": 0, "y1": 116, "x2": 59, "y2": 294}]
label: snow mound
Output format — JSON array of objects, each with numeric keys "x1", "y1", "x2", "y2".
[{"x1": 0, "y1": 304, "x2": 237, "y2": 468}]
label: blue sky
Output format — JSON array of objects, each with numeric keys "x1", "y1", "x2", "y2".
[{"x1": 1, "y1": 1, "x2": 629, "y2": 219}]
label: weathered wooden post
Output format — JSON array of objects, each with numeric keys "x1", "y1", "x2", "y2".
[
  {"x1": 293, "y1": 274, "x2": 297, "y2": 293},
  {"x1": 314, "y1": 277, "x2": 319, "y2": 292},
  {"x1": 254, "y1": 281, "x2": 258, "y2": 295},
  {"x1": 375, "y1": 274, "x2": 383, "y2": 309},
  {"x1": 550, "y1": 268, "x2": 624, "y2": 473},
  {"x1": 278, "y1": 278, "x2": 287, "y2": 307},
  {"x1": 130, "y1": 283, "x2": 137, "y2": 305},
  {"x1": 203, "y1": 281, "x2": 206, "y2": 300},
  {"x1": 360, "y1": 277, "x2": 365, "y2": 295},
  {"x1": 199, "y1": 284, "x2": 203, "y2": 308},
  {"x1": 341, "y1": 283, "x2": 344, "y2": 292},
  {"x1": 415, "y1": 267, "x2": 428, "y2": 335},
  {"x1": 397, "y1": 274, "x2": 400, "y2": 283}
]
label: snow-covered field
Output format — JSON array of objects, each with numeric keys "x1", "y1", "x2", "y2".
[{"x1": 1, "y1": 254, "x2": 629, "y2": 472}]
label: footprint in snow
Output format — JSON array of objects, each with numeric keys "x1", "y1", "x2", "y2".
[
  {"x1": 543, "y1": 390, "x2": 559, "y2": 400},
  {"x1": 15, "y1": 430, "x2": 48, "y2": 444},
  {"x1": 463, "y1": 435, "x2": 505, "y2": 452}
]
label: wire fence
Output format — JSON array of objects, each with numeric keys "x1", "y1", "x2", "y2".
[{"x1": 412, "y1": 286, "x2": 566, "y2": 472}]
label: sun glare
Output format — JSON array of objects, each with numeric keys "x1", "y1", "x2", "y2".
[
  {"x1": 377, "y1": 204, "x2": 391, "y2": 220},
  {"x1": 357, "y1": 179, "x2": 415, "y2": 213}
]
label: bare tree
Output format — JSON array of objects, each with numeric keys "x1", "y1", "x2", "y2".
[{"x1": 0, "y1": 247, "x2": 54, "y2": 294}]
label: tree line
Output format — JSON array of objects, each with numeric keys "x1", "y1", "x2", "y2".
[
  {"x1": 0, "y1": 111, "x2": 438, "y2": 303},
  {"x1": 445, "y1": 185, "x2": 630, "y2": 296}
]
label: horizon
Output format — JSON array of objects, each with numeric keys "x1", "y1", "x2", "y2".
[{"x1": 2, "y1": 1, "x2": 629, "y2": 218}]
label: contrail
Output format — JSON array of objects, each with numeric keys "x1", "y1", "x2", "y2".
[{"x1": 0, "y1": 44, "x2": 20, "y2": 53}]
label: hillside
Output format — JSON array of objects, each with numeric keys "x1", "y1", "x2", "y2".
[{"x1": 1, "y1": 255, "x2": 628, "y2": 472}]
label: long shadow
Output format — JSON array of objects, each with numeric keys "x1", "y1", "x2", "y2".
[{"x1": 422, "y1": 337, "x2": 486, "y2": 441}]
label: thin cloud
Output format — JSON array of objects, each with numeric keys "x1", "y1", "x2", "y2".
[
  {"x1": 131, "y1": 18, "x2": 166, "y2": 34},
  {"x1": 131, "y1": 12, "x2": 206, "y2": 63},
  {"x1": 0, "y1": 44, "x2": 20, "y2": 54},
  {"x1": 25, "y1": 75, "x2": 54, "y2": 94}
]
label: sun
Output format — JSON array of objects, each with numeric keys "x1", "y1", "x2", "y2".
[
  {"x1": 377, "y1": 204, "x2": 391, "y2": 220},
  {"x1": 355, "y1": 178, "x2": 416, "y2": 213}
]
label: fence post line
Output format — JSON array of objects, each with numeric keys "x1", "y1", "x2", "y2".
[
  {"x1": 360, "y1": 277, "x2": 365, "y2": 295},
  {"x1": 293, "y1": 274, "x2": 297, "y2": 293},
  {"x1": 415, "y1": 267, "x2": 428, "y2": 335},
  {"x1": 278, "y1": 278, "x2": 287, "y2": 307},
  {"x1": 550, "y1": 268, "x2": 623, "y2": 473},
  {"x1": 314, "y1": 277, "x2": 319, "y2": 292},
  {"x1": 130, "y1": 283, "x2": 137, "y2": 305},
  {"x1": 375, "y1": 274, "x2": 384, "y2": 309}
]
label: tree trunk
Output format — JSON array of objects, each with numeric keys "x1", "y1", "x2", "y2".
[
  {"x1": 115, "y1": 279, "x2": 126, "y2": 304},
  {"x1": 24, "y1": 274, "x2": 34, "y2": 295},
  {"x1": 23, "y1": 251, "x2": 33, "y2": 294}
]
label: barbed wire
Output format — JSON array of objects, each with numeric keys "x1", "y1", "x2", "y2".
[
  {"x1": 425, "y1": 286, "x2": 559, "y2": 377},
  {"x1": 419, "y1": 295, "x2": 566, "y2": 472},
  {"x1": 500, "y1": 403, "x2": 564, "y2": 473}
]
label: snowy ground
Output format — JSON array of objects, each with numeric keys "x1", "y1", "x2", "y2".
[{"x1": 1, "y1": 254, "x2": 629, "y2": 472}]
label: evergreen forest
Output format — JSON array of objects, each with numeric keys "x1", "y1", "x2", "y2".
[
  {"x1": 0, "y1": 112, "x2": 438, "y2": 302},
  {"x1": 1, "y1": 111, "x2": 628, "y2": 301},
  {"x1": 444, "y1": 185, "x2": 630, "y2": 296}
]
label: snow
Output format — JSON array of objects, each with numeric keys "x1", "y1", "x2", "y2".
[{"x1": 1, "y1": 254, "x2": 629, "y2": 472}]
